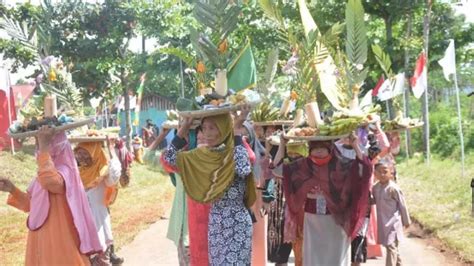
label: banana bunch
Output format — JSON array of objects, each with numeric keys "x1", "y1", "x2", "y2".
[
  {"x1": 382, "y1": 120, "x2": 399, "y2": 131},
  {"x1": 229, "y1": 94, "x2": 247, "y2": 105},
  {"x1": 318, "y1": 116, "x2": 364, "y2": 136},
  {"x1": 251, "y1": 102, "x2": 279, "y2": 122},
  {"x1": 166, "y1": 110, "x2": 179, "y2": 121},
  {"x1": 19, "y1": 94, "x2": 46, "y2": 120}
]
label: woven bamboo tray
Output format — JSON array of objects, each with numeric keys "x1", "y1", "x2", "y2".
[
  {"x1": 178, "y1": 102, "x2": 258, "y2": 118},
  {"x1": 283, "y1": 133, "x2": 350, "y2": 141},
  {"x1": 9, "y1": 118, "x2": 95, "y2": 139},
  {"x1": 252, "y1": 120, "x2": 294, "y2": 127}
]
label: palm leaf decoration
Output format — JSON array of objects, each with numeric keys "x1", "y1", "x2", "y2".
[
  {"x1": 193, "y1": 0, "x2": 241, "y2": 69},
  {"x1": 371, "y1": 44, "x2": 393, "y2": 77},
  {"x1": 345, "y1": 0, "x2": 368, "y2": 109},
  {"x1": 258, "y1": 0, "x2": 296, "y2": 47},
  {"x1": 345, "y1": 0, "x2": 367, "y2": 68},
  {"x1": 297, "y1": 0, "x2": 348, "y2": 111},
  {"x1": 320, "y1": 22, "x2": 344, "y2": 57},
  {"x1": 42, "y1": 81, "x2": 83, "y2": 114},
  {"x1": 259, "y1": 48, "x2": 279, "y2": 95},
  {"x1": 0, "y1": 14, "x2": 39, "y2": 59}
]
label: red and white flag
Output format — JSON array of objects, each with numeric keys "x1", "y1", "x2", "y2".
[
  {"x1": 410, "y1": 52, "x2": 427, "y2": 99},
  {"x1": 372, "y1": 76, "x2": 385, "y2": 96}
]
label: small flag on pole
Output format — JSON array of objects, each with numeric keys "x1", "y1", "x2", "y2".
[
  {"x1": 227, "y1": 41, "x2": 257, "y2": 92},
  {"x1": 410, "y1": 52, "x2": 427, "y2": 99},
  {"x1": 133, "y1": 73, "x2": 146, "y2": 127},
  {"x1": 438, "y1": 39, "x2": 456, "y2": 81},
  {"x1": 372, "y1": 76, "x2": 385, "y2": 96},
  {"x1": 377, "y1": 73, "x2": 405, "y2": 101}
]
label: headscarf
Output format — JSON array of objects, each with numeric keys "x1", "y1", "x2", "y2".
[
  {"x1": 75, "y1": 142, "x2": 108, "y2": 189},
  {"x1": 308, "y1": 140, "x2": 332, "y2": 152},
  {"x1": 28, "y1": 132, "x2": 102, "y2": 254},
  {"x1": 115, "y1": 138, "x2": 133, "y2": 170},
  {"x1": 243, "y1": 121, "x2": 267, "y2": 180},
  {"x1": 177, "y1": 113, "x2": 237, "y2": 203},
  {"x1": 282, "y1": 142, "x2": 372, "y2": 242},
  {"x1": 286, "y1": 142, "x2": 308, "y2": 158}
]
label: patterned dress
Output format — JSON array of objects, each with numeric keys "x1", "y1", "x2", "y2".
[{"x1": 163, "y1": 136, "x2": 253, "y2": 265}]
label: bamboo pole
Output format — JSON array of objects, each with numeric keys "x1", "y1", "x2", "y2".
[{"x1": 422, "y1": 0, "x2": 432, "y2": 165}]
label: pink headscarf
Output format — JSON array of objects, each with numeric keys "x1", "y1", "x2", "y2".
[
  {"x1": 115, "y1": 138, "x2": 133, "y2": 170},
  {"x1": 27, "y1": 131, "x2": 102, "y2": 255}
]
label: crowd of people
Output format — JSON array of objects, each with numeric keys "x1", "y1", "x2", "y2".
[{"x1": 0, "y1": 106, "x2": 411, "y2": 266}]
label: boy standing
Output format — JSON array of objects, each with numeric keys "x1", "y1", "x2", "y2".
[{"x1": 373, "y1": 160, "x2": 411, "y2": 266}]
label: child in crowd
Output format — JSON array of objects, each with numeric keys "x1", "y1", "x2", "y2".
[{"x1": 373, "y1": 160, "x2": 411, "y2": 266}]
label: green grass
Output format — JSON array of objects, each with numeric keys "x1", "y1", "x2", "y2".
[
  {"x1": 0, "y1": 148, "x2": 173, "y2": 265},
  {"x1": 397, "y1": 154, "x2": 474, "y2": 263}
]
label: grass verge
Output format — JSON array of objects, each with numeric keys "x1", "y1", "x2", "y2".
[
  {"x1": 397, "y1": 154, "x2": 474, "y2": 263},
  {"x1": 0, "y1": 148, "x2": 173, "y2": 265}
]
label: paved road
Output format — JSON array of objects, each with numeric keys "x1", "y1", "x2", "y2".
[{"x1": 118, "y1": 218, "x2": 459, "y2": 266}]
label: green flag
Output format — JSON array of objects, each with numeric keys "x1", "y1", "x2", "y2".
[{"x1": 227, "y1": 41, "x2": 257, "y2": 92}]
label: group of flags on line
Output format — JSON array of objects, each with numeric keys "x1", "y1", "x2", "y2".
[{"x1": 372, "y1": 39, "x2": 457, "y2": 101}]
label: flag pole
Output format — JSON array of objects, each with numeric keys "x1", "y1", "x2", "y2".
[
  {"x1": 422, "y1": 0, "x2": 432, "y2": 166},
  {"x1": 402, "y1": 87, "x2": 410, "y2": 160},
  {"x1": 453, "y1": 69, "x2": 465, "y2": 177},
  {"x1": 6, "y1": 81, "x2": 15, "y2": 155}
]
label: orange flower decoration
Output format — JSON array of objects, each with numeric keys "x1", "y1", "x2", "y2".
[
  {"x1": 218, "y1": 39, "x2": 228, "y2": 54},
  {"x1": 196, "y1": 61, "x2": 206, "y2": 73},
  {"x1": 290, "y1": 91, "x2": 298, "y2": 101}
]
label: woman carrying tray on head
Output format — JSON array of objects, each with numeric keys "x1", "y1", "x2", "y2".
[
  {"x1": 74, "y1": 137, "x2": 124, "y2": 265},
  {"x1": 0, "y1": 126, "x2": 102, "y2": 265},
  {"x1": 271, "y1": 136, "x2": 308, "y2": 266},
  {"x1": 162, "y1": 105, "x2": 256, "y2": 265},
  {"x1": 281, "y1": 133, "x2": 373, "y2": 266}
]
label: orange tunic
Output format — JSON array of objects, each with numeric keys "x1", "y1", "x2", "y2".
[{"x1": 7, "y1": 153, "x2": 90, "y2": 266}]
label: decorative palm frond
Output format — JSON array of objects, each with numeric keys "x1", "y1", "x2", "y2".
[
  {"x1": 258, "y1": 0, "x2": 285, "y2": 26},
  {"x1": 345, "y1": 0, "x2": 367, "y2": 66},
  {"x1": 258, "y1": 0, "x2": 295, "y2": 47},
  {"x1": 0, "y1": 14, "x2": 39, "y2": 57},
  {"x1": 192, "y1": 0, "x2": 241, "y2": 69},
  {"x1": 371, "y1": 44, "x2": 393, "y2": 77},
  {"x1": 320, "y1": 22, "x2": 344, "y2": 53},
  {"x1": 262, "y1": 48, "x2": 279, "y2": 86},
  {"x1": 197, "y1": 34, "x2": 221, "y2": 67},
  {"x1": 297, "y1": 0, "x2": 348, "y2": 110},
  {"x1": 41, "y1": 83, "x2": 83, "y2": 112},
  {"x1": 345, "y1": 0, "x2": 368, "y2": 99}
]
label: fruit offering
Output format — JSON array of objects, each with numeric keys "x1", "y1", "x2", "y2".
[
  {"x1": 9, "y1": 114, "x2": 74, "y2": 134},
  {"x1": 251, "y1": 102, "x2": 280, "y2": 122},
  {"x1": 382, "y1": 117, "x2": 423, "y2": 131}
]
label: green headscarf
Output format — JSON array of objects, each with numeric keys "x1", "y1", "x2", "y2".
[
  {"x1": 287, "y1": 142, "x2": 309, "y2": 158},
  {"x1": 177, "y1": 113, "x2": 255, "y2": 207}
]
